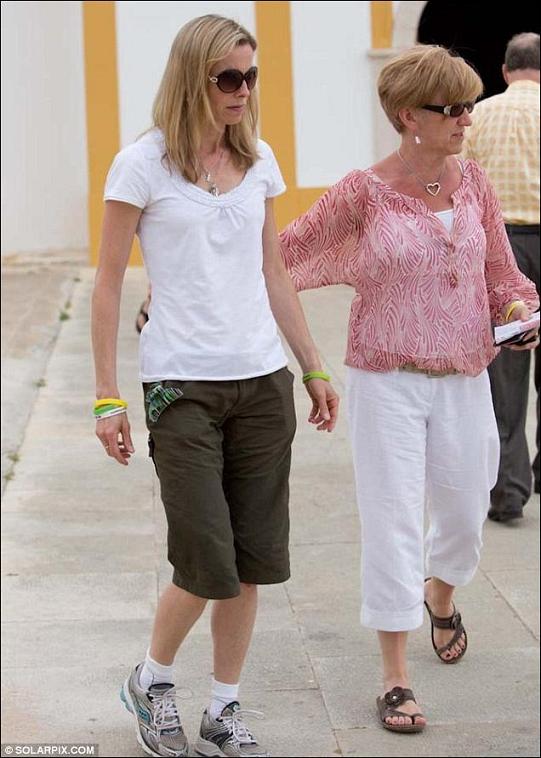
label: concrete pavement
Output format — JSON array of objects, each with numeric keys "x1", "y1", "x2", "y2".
[
  {"x1": 0, "y1": 251, "x2": 83, "y2": 492},
  {"x1": 1, "y1": 258, "x2": 539, "y2": 757}
]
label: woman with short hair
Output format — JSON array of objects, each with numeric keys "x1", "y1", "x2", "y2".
[{"x1": 280, "y1": 44, "x2": 539, "y2": 732}]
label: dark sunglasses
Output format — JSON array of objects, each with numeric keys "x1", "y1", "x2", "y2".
[
  {"x1": 422, "y1": 102, "x2": 475, "y2": 117},
  {"x1": 208, "y1": 66, "x2": 258, "y2": 93}
]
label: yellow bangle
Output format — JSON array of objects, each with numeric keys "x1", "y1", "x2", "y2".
[
  {"x1": 302, "y1": 371, "x2": 331, "y2": 384},
  {"x1": 504, "y1": 301, "x2": 525, "y2": 322},
  {"x1": 94, "y1": 397, "x2": 128, "y2": 410}
]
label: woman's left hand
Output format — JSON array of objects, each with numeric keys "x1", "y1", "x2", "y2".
[
  {"x1": 504, "y1": 303, "x2": 540, "y2": 351},
  {"x1": 304, "y1": 379, "x2": 340, "y2": 432}
]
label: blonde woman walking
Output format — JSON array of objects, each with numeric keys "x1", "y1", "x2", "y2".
[{"x1": 91, "y1": 15, "x2": 338, "y2": 757}]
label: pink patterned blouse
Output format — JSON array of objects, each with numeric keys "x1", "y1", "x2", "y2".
[{"x1": 279, "y1": 160, "x2": 539, "y2": 376}]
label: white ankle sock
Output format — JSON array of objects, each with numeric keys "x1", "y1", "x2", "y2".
[
  {"x1": 209, "y1": 677, "x2": 239, "y2": 719},
  {"x1": 139, "y1": 649, "x2": 175, "y2": 691}
]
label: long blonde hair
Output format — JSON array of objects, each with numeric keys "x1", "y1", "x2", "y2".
[{"x1": 152, "y1": 14, "x2": 259, "y2": 182}]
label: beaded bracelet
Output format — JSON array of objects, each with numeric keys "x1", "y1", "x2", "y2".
[{"x1": 302, "y1": 371, "x2": 331, "y2": 384}]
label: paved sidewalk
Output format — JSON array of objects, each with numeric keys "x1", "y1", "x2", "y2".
[
  {"x1": 0, "y1": 251, "x2": 83, "y2": 491},
  {"x1": 1, "y1": 263, "x2": 539, "y2": 757}
]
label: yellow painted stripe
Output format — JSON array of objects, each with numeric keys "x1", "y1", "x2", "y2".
[
  {"x1": 83, "y1": 1, "x2": 141, "y2": 265},
  {"x1": 371, "y1": 1, "x2": 393, "y2": 49},
  {"x1": 255, "y1": 2, "x2": 326, "y2": 229},
  {"x1": 255, "y1": 1, "x2": 296, "y2": 189},
  {"x1": 83, "y1": 2, "x2": 118, "y2": 265}
]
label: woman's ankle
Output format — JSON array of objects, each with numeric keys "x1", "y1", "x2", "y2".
[
  {"x1": 425, "y1": 578, "x2": 455, "y2": 615},
  {"x1": 383, "y1": 673, "x2": 409, "y2": 691}
]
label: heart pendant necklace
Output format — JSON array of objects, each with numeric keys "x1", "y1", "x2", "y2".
[{"x1": 397, "y1": 150, "x2": 445, "y2": 196}]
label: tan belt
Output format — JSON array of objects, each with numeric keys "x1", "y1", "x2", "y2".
[{"x1": 399, "y1": 363, "x2": 461, "y2": 378}]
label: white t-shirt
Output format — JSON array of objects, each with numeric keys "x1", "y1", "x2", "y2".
[{"x1": 104, "y1": 129, "x2": 289, "y2": 381}]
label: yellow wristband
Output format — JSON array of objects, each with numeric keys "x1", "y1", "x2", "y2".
[
  {"x1": 302, "y1": 371, "x2": 331, "y2": 384},
  {"x1": 94, "y1": 397, "x2": 128, "y2": 410},
  {"x1": 504, "y1": 301, "x2": 525, "y2": 322}
]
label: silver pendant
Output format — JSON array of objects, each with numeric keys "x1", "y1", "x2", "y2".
[
  {"x1": 209, "y1": 184, "x2": 220, "y2": 197},
  {"x1": 426, "y1": 182, "x2": 441, "y2": 196}
]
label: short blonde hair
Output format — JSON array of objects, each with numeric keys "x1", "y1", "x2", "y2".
[
  {"x1": 152, "y1": 14, "x2": 259, "y2": 182},
  {"x1": 377, "y1": 45, "x2": 483, "y2": 133}
]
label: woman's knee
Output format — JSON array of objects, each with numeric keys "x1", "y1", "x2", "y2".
[{"x1": 240, "y1": 582, "x2": 258, "y2": 593}]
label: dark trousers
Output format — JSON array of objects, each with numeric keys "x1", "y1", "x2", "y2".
[{"x1": 488, "y1": 225, "x2": 540, "y2": 512}]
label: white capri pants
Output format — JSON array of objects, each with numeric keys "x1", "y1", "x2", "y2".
[{"x1": 346, "y1": 367, "x2": 500, "y2": 632}]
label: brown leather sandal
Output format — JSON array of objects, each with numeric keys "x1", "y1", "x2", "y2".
[
  {"x1": 424, "y1": 579, "x2": 468, "y2": 664},
  {"x1": 376, "y1": 686, "x2": 426, "y2": 733}
]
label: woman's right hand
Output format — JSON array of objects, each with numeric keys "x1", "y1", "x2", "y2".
[
  {"x1": 95, "y1": 412, "x2": 135, "y2": 465},
  {"x1": 92, "y1": 200, "x2": 142, "y2": 466}
]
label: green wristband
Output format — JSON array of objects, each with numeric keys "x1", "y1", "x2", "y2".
[
  {"x1": 302, "y1": 371, "x2": 331, "y2": 384},
  {"x1": 93, "y1": 404, "x2": 121, "y2": 416}
]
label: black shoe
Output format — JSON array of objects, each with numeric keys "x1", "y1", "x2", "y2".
[{"x1": 488, "y1": 505, "x2": 524, "y2": 523}]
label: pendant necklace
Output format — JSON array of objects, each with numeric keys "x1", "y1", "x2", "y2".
[
  {"x1": 397, "y1": 150, "x2": 459, "y2": 287},
  {"x1": 397, "y1": 150, "x2": 445, "y2": 196},
  {"x1": 200, "y1": 148, "x2": 224, "y2": 197}
]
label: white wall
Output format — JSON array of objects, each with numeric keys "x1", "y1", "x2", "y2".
[
  {"x1": 291, "y1": 1, "x2": 373, "y2": 185},
  {"x1": 116, "y1": 1, "x2": 256, "y2": 146},
  {"x1": 1, "y1": 1, "x2": 88, "y2": 256}
]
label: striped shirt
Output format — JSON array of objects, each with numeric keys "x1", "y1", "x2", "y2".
[
  {"x1": 279, "y1": 160, "x2": 539, "y2": 377},
  {"x1": 461, "y1": 80, "x2": 540, "y2": 225}
]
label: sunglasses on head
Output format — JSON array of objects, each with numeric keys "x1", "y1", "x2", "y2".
[
  {"x1": 208, "y1": 66, "x2": 258, "y2": 93},
  {"x1": 422, "y1": 102, "x2": 475, "y2": 117}
]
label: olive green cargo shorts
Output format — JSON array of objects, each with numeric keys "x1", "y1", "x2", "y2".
[{"x1": 144, "y1": 367, "x2": 297, "y2": 599}]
